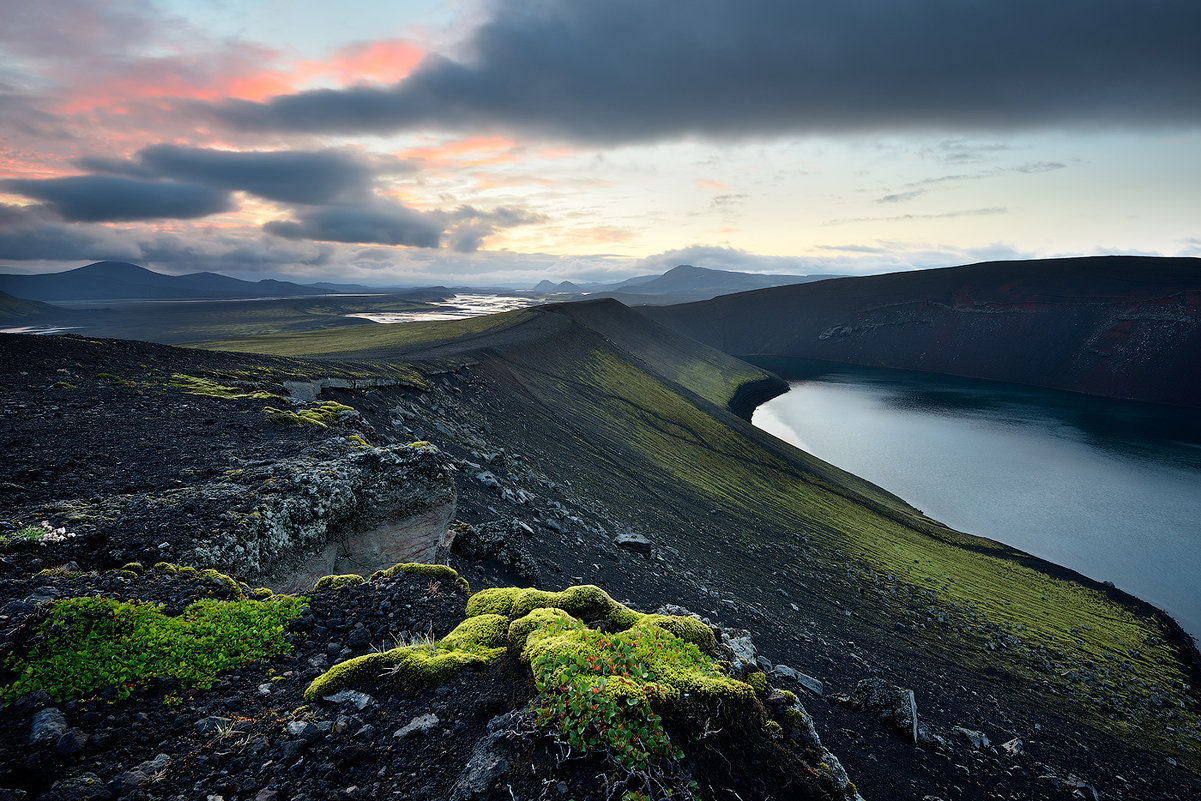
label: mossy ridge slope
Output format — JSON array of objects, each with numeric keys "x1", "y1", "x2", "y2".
[
  {"x1": 198, "y1": 306, "x2": 536, "y2": 357},
  {"x1": 197, "y1": 299, "x2": 1199, "y2": 761},
  {"x1": 496, "y1": 317, "x2": 1198, "y2": 756}
]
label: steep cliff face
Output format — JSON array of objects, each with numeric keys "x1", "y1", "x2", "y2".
[{"x1": 644, "y1": 256, "x2": 1201, "y2": 407}]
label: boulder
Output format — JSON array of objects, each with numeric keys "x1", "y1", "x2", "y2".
[
  {"x1": 30, "y1": 707, "x2": 67, "y2": 745},
  {"x1": 835, "y1": 678, "x2": 918, "y2": 743},
  {"x1": 613, "y1": 531, "x2": 653, "y2": 554}
]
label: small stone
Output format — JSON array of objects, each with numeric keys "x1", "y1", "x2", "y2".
[
  {"x1": 1000, "y1": 737, "x2": 1022, "y2": 756},
  {"x1": 394, "y1": 713, "x2": 439, "y2": 739},
  {"x1": 56, "y1": 728, "x2": 89, "y2": 756},
  {"x1": 254, "y1": 791, "x2": 279, "y2": 801},
  {"x1": 613, "y1": 531, "x2": 653, "y2": 554},
  {"x1": 195, "y1": 717, "x2": 232, "y2": 735},
  {"x1": 952, "y1": 727, "x2": 990, "y2": 750},
  {"x1": 323, "y1": 689, "x2": 373, "y2": 711},
  {"x1": 30, "y1": 707, "x2": 67, "y2": 745}
]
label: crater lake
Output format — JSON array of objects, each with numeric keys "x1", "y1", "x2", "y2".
[{"x1": 750, "y1": 358, "x2": 1201, "y2": 642}]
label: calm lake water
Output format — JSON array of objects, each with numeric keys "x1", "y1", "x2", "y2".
[{"x1": 750, "y1": 359, "x2": 1201, "y2": 642}]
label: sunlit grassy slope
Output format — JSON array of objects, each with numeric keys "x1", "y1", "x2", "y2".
[
  {"x1": 200, "y1": 307, "x2": 535, "y2": 357},
  {"x1": 198, "y1": 299, "x2": 1199, "y2": 761}
]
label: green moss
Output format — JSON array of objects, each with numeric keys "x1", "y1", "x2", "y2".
[
  {"x1": 264, "y1": 409, "x2": 304, "y2": 426},
  {"x1": 120, "y1": 562, "x2": 144, "y2": 574},
  {"x1": 168, "y1": 373, "x2": 281, "y2": 400},
  {"x1": 746, "y1": 671, "x2": 767, "y2": 693},
  {"x1": 303, "y1": 613, "x2": 508, "y2": 700},
  {"x1": 347, "y1": 434, "x2": 370, "y2": 448},
  {"x1": 51, "y1": 381, "x2": 74, "y2": 389},
  {"x1": 263, "y1": 400, "x2": 356, "y2": 429},
  {"x1": 314, "y1": 574, "x2": 365, "y2": 591},
  {"x1": 2, "y1": 594, "x2": 307, "y2": 701},
  {"x1": 153, "y1": 562, "x2": 179, "y2": 574},
  {"x1": 34, "y1": 567, "x2": 81, "y2": 578},
  {"x1": 766, "y1": 720, "x2": 783, "y2": 737},
  {"x1": 371, "y1": 562, "x2": 469, "y2": 593},
  {"x1": 253, "y1": 587, "x2": 274, "y2": 600},
  {"x1": 466, "y1": 585, "x2": 715, "y2": 652},
  {"x1": 199, "y1": 569, "x2": 243, "y2": 598},
  {"x1": 408, "y1": 440, "x2": 435, "y2": 449},
  {"x1": 846, "y1": 781, "x2": 859, "y2": 796},
  {"x1": 781, "y1": 690, "x2": 797, "y2": 705},
  {"x1": 508, "y1": 607, "x2": 577, "y2": 653},
  {"x1": 304, "y1": 652, "x2": 391, "y2": 700},
  {"x1": 784, "y1": 708, "x2": 808, "y2": 728}
]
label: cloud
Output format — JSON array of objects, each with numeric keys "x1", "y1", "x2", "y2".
[
  {"x1": 263, "y1": 201, "x2": 541, "y2": 251},
  {"x1": 878, "y1": 190, "x2": 926, "y2": 204},
  {"x1": 133, "y1": 145, "x2": 374, "y2": 205},
  {"x1": 446, "y1": 206, "x2": 544, "y2": 252},
  {"x1": 1, "y1": 175, "x2": 233, "y2": 222},
  {"x1": 264, "y1": 202, "x2": 445, "y2": 248},
  {"x1": 825, "y1": 207, "x2": 1008, "y2": 226},
  {"x1": 216, "y1": 0, "x2": 1201, "y2": 142}
]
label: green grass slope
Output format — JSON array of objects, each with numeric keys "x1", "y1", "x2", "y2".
[{"x1": 199, "y1": 298, "x2": 1200, "y2": 765}]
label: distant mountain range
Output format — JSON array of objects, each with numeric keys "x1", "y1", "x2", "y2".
[
  {"x1": 0, "y1": 262, "x2": 339, "y2": 302},
  {"x1": 533, "y1": 264, "x2": 841, "y2": 305},
  {"x1": 644, "y1": 255, "x2": 1201, "y2": 407}
]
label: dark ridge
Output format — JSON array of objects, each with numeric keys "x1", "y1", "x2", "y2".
[{"x1": 643, "y1": 255, "x2": 1201, "y2": 408}]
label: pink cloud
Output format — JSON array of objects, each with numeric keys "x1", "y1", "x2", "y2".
[
  {"x1": 395, "y1": 137, "x2": 521, "y2": 170},
  {"x1": 696, "y1": 179, "x2": 728, "y2": 191}
]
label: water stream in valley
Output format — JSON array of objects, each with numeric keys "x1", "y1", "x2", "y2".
[{"x1": 750, "y1": 359, "x2": 1201, "y2": 642}]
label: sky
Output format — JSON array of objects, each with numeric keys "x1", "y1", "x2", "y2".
[{"x1": 1, "y1": 0, "x2": 1199, "y2": 287}]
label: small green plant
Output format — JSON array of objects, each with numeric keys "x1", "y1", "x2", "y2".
[
  {"x1": 528, "y1": 617, "x2": 738, "y2": 769},
  {"x1": 1, "y1": 594, "x2": 307, "y2": 701},
  {"x1": 1, "y1": 525, "x2": 45, "y2": 547},
  {"x1": 1, "y1": 521, "x2": 76, "y2": 548},
  {"x1": 51, "y1": 381, "x2": 74, "y2": 389}
]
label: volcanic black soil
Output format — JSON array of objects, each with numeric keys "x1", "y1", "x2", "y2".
[{"x1": 0, "y1": 331, "x2": 1198, "y2": 801}]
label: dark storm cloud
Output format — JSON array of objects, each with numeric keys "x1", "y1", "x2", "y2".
[
  {"x1": 136, "y1": 146, "x2": 374, "y2": 204},
  {"x1": 264, "y1": 203, "x2": 445, "y2": 248},
  {"x1": 215, "y1": 0, "x2": 1201, "y2": 142},
  {"x1": 264, "y1": 202, "x2": 540, "y2": 251},
  {"x1": 0, "y1": 175, "x2": 233, "y2": 222},
  {"x1": 77, "y1": 147, "x2": 375, "y2": 205}
]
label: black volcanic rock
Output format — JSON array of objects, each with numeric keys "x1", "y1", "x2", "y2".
[{"x1": 645, "y1": 255, "x2": 1201, "y2": 407}]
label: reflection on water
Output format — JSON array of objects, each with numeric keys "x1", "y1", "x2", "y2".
[
  {"x1": 751, "y1": 358, "x2": 1201, "y2": 641},
  {"x1": 348, "y1": 293, "x2": 535, "y2": 323}
]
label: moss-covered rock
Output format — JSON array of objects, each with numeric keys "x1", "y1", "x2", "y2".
[
  {"x1": 466, "y1": 584, "x2": 715, "y2": 651},
  {"x1": 313, "y1": 574, "x2": 365, "y2": 591},
  {"x1": 371, "y1": 562, "x2": 469, "y2": 593},
  {"x1": 303, "y1": 613, "x2": 508, "y2": 701}
]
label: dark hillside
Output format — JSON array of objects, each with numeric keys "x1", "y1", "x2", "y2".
[
  {"x1": 644, "y1": 256, "x2": 1201, "y2": 407},
  {"x1": 204, "y1": 300, "x2": 1201, "y2": 797},
  {"x1": 1, "y1": 302, "x2": 1198, "y2": 799}
]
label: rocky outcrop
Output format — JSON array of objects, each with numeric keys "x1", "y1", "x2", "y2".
[
  {"x1": 196, "y1": 442, "x2": 457, "y2": 589},
  {"x1": 39, "y1": 440, "x2": 456, "y2": 587}
]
